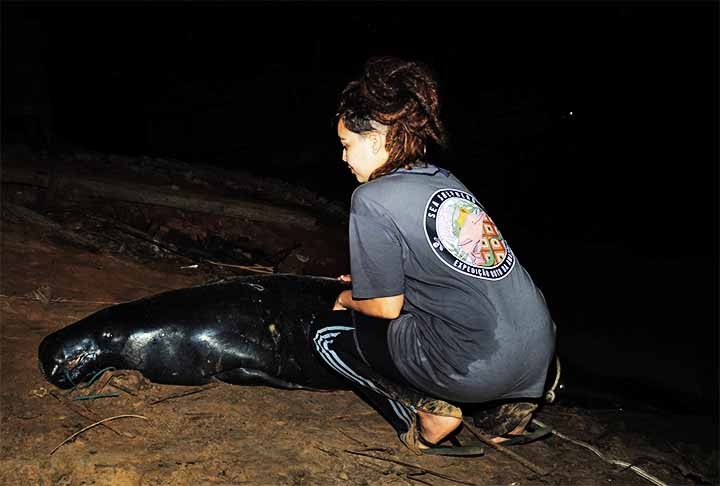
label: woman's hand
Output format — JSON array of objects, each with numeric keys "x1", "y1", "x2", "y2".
[
  {"x1": 332, "y1": 276, "x2": 351, "y2": 310},
  {"x1": 331, "y1": 289, "x2": 404, "y2": 319},
  {"x1": 333, "y1": 290, "x2": 352, "y2": 310}
]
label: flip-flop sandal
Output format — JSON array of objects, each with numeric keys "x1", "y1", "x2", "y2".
[
  {"x1": 418, "y1": 433, "x2": 485, "y2": 457},
  {"x1": 494, "y1": 423, "x2": 553, "y2": 447},
  {"x1": 420, "y1": 443, "x2": 486, "y2": 456}
]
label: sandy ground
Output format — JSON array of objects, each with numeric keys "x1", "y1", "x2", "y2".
[{"x1": 1, "y1": 153, "x2": 717, "y2": 485}]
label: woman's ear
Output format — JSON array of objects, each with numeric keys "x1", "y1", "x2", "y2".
[{"x1": 370, "y1": 131, "x2": 385, "y2": 154}]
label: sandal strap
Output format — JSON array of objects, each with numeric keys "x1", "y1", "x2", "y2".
[
  {"x1": 498, "y1": 424, "x2": 553, "y2": 446},
  {"x1": 420, "y1": 443, "x2": 486, "y2": 457}
]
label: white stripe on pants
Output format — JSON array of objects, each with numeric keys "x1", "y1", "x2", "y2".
[{"x1": 313, "y1": 325, "x2": 415, "y2": 430}]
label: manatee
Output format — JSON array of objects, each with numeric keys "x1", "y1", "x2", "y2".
[{"x1": 38, "y1": 274, "x2": 352, "y2": 391}]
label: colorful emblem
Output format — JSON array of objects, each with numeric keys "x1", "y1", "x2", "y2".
[{"x1": 424, "y1": 189, "x2": 515, "y2": 280}]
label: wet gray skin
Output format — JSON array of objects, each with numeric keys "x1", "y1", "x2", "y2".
[{"x1": 38, "y1": 274, "x2": 352, "y2": 391}]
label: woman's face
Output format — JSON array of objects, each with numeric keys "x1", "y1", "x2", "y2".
[{"x1": 337, "y1": 118, "x2": 388, "y2": 183}]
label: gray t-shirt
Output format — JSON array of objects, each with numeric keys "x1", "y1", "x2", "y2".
[{"x1": 348, "y1": 164, "x2": 556, "y2": 403}]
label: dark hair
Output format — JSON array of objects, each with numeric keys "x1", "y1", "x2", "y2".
[{"x1": 336, "y1": 56, "x2": 448, "y2": 180}]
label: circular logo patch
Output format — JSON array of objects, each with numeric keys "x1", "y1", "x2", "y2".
[{"x1": 424, "y1": 189, "x2": 515, "y2": 280}]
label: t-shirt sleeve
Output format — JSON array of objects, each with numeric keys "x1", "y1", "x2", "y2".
[{"x1": 348, "y1": 211, "x2": 405, "y2": 299}]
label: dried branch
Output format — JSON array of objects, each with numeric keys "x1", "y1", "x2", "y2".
[
  {"x1": 462, "y1": 419, "x2": 549, "y2": 477},
  {"x1": 108, "y1": 380, "x2": 138, "y2": 397},
  {"x1": 149, "y1": 383, "x2": 220, "y2": 405},
  {"x1": 49, "y1": 390, "x2": 133, "y2": 438},
  {"x1": 49, "y1": 414, "x2": 148, "y2": 455},
  {"x1": 337, "y1": 428, "x2": 370, "y2": 448},
  {"x1": 204, "y1": 260, "x2": 274, "y2": 274},
  {"x1": 343, "y1": 449, "x2": 478, "y2": 486},
  {"x1": 87, "y1": 214, "x2": 275, "y2": 274},
  {"x1": 0, "y1": 293, "x2": 119, "y2": 305},
  {"x1": 1, "y1": 202, "x2": 101, "y2": 251},
  {"x1": 405, "y1": 472, "x2": 435, "y2": 486}
]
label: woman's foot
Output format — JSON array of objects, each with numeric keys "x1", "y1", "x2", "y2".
[
  {"x1": 489, "y1": 412, "x2": 533, "y2": 443},
  {"x1": 416, "y1": 410, "x2": 462, "y2": 447}
]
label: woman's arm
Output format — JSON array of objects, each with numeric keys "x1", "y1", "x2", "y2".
[{"x1": 333, "y1": 290, "x2": 404, "y2": 319}]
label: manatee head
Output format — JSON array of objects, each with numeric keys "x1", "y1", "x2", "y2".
[
  {"x1": 38, "y1": 326, "x2": 104, "y2": 389},
  {"x1": 38, "y1": 310, "x2": 127, "y2": 389}
]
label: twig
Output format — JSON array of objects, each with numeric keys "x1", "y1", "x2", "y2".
[
  {"x1": 462, "y1": 419, "x2": 548, "y2": 477},
  {"x1": 2, "y1": 202, "x2": 101, "y2": 251},
  {"x1": 204, "y1": 260, "x2": 274, "y2": 274},
  {"x1": 337, "y1": 428, "x2": 369, "y2": 448},
  {"x1": 87, "y1": 214, "x2": 202, "y2": 261},
  {"x1": 49, "y1": 414, "x2": 148, "y2": 455},
  {"x1": 343, "y1": 450, "x2": 478, "y2": 486},
  {"x1": 86, "y1": 214, "x2": 275, "y2": 274},
  {"x1": 49, "y1": 391, "x2": 133, "y2": 438},
  {"x1": 149, "y1": 383, "x2": 219, "y2": 405},
  {"x1": 355, "y1": 458, "x2": 395, "y2": 475},
  {"x1": 315, "y1": 446, "x2": 338, "y2": 457},
  {"x1": 91, "y1": 368, "x2": 117, "y2": 394},
  {"x1": 51, "y1": 297, "x2": 119, "y2": 305},
  {"x1": 71, "y1": 393, "x2": 120, "y2": 401},
  {"x1": 406, "y1": 472, "x2": 435, "y2": 486},
  {"x1": 108, "y1": 380, "x2": 138, "y2": 397},
  {"x1": 331, "y1": 410, "x2": 378, "y2": 420},
  {"x1": 0, "y1": 294, "x2": 118, "y2": 305},
  {"x1": 532, "y1": 419, "x2": 669, "y2": 486}
]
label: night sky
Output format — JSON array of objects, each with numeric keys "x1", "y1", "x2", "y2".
[{"x1": 2, "y1": 1, "x2": 718, "y2": 412}]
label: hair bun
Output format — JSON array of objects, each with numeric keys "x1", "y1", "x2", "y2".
[
  {"x1": 336, "y1": 56, "x2": 447, "y2": 179},
  {"x1": 362, "y1": 57, "x2": 421, "y2": 106}
]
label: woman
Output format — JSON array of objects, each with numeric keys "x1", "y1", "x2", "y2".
[{"x1": 312, "y1": 56, "x2": 556, "y2": 455}]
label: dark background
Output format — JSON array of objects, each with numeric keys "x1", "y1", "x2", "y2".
[{"x1": 2, "y1": 1, "x2": 718, "y2": 413}]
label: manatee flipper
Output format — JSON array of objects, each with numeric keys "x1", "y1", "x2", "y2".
[{"x1": 213, "y1": 368, "x2": 320, "y2": 390}]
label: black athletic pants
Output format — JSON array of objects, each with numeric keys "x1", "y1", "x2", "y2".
[{"x1": 310, "y1": 310, "x2": 460, "y2": 438}]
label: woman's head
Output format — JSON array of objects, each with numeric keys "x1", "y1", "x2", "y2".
[{"x1": 336, "y1": 56, "x2": 448, "y2": 182}]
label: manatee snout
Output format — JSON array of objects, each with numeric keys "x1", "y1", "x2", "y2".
[
  {"x1": 38, "y1": 332, "x2": 68, "y2": 387},
  {"x1": 38, "y1": 330, "x2": 96, "y2": 389}
]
